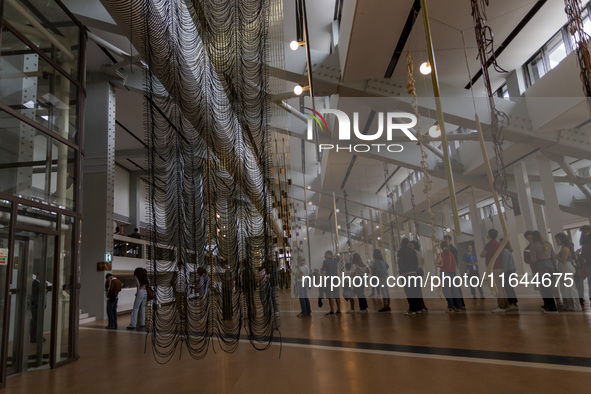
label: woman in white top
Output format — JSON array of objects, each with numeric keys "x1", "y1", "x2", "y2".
[{"x1": 555, "y1": 233, "x2": 582, "y2": 311}]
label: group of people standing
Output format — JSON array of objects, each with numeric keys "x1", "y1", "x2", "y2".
[{"x1": 294, "y1": 225, "x2": 591, "y2": 317}]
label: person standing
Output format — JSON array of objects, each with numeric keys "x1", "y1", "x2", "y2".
[
  {"x1": 579, "y1": 225, "x2": 591, "y2": 303},
  {"x1": 322, "y1": 250, "x2": 341, "y2": 316},
  {"x1": 463, "y1": 245, "x2": 485, "y2": 299},
  {"x1": 530, "y1": 231, "x2": 558, "y2": 313},
  {"x1": 373, "y1": 249, "x2": 391, "y2": 312},
  {"x1": 481, "y1": 229, "x2": 508, "y2": 313},
  {"x1": 398, "y1": 238, "x2": 421, "y2": 315},
  {"x1": 172, "y1": 261, "x2": 188, "y2": 321},
  {"x1": 128, "y1": 267, "x2": 149, "y2": 329},
  {"x1": 296, "y1": 257, "x2": 311, "y2": 317},
  {"x1": 410, "y1": 240, "x2": 428, "y2": 313},
  {"x1": 440, "y1": 241, "x2": 463, "y2": 312},
  {"x1": 105, "y1": 273, "x2": 122, "y2": 329},
  {"x1": 555, "y1": 233, "x2": 582, "y2": 311},
  {"x1": 499, "y1": 240, "x2": 518, "y2": 311},
  {"x1": 129, "y1": 228, "x2": 141, "y2": 239},
  {"x1": 352, "y1": 253, "x2": 369, "y2": 312}
]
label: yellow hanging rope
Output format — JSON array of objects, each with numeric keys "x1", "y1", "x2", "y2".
[
  {"x1": 460, "y1": 30, "x2": 507, "y2": 297},
  {"x1": 406, "y1": 51, "x2": 443, "y2": 300}
]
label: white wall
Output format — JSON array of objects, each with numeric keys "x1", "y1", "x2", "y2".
[{"x1": 114, "y1": 166, "x2": 130, "y2": 219}]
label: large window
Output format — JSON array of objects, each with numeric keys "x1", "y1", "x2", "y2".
[{"x1": 524, "y1": 3, "x2": 591, "y2": 86}]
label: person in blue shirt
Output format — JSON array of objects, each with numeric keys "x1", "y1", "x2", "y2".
[{"x1": 463, "y1": 245, "x2": 485, "y2": 299}]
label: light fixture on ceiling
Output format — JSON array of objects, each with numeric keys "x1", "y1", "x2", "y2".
[
  {"x1": 420, "y1": 61, "x2": 432, "y2": 75},
  {"x1": 290, "y1": 40, "x2": 305, "y2": 51},
  {"x1": 306, "y1": 185, "x2": 311, "y2": 190},
  {"x1": 308, "y1": 201, "x2": 312, "y2": 206},
  {"x1": 446, "y1": 227, "x2": 452, "y2": 233},
  {"x1": 419, "y1": 62, "x2": 431, "y2": 75},
  {"x1": 375, "y1": 225, "x2": 379, "y2": 229},
  {"x1": 337, "y1": 225, "x2": 341, "y2": 230},
  {"x1": 294, "y1": 84, "x2": 310, "y2": 96},
  {"x1": 377, "y1": 236, "x2": 381, "y2": 241},
  {"x1": 428, "y1": 124, "x2": 441, "y2": 138},
  {"x1": 335, "y1": 208, "x2": 340, "y2": 213}
]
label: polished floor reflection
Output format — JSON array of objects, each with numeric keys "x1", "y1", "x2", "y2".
[{"x1": 2, "y1": 293, "x2": 591, "y2": 393}]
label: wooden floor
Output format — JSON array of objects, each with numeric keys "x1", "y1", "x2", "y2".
[{"x1": 3, "y1": 293, "x2": 591, "y2": 393}]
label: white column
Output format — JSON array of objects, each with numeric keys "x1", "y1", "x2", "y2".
[
  {"x1": 504, "y1": 208, "x2": 524, "y2": 274},
  {"x1": 468, "y1": 188, "x2": 485, "y2": 256},
  {"x1": 537, "y1": 153, "x2": 564, "y2": 246},
  {"x1": 513, "y1": 160, "x2": 537, "y2": 232},
  {"x1": 533, "y1": 203, "x2": 548, "y2": 240}
]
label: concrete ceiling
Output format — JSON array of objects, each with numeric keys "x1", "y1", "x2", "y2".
[{"x1": 56, "y1": 0, "x2": 591, "y2": 242}]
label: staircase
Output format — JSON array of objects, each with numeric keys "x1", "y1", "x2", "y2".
[{"x1": 79, "y1": 309, "x2": 96, "y2": 325}]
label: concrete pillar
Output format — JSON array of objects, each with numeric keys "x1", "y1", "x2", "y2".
[
  {"x1": 80, "y1": 81, "x2": 116, "y2": 321},
  {"x1": 513, "y1": 160, "x2": 537, "y2": 232},
  {"x1": 129, "y1": 172, "x2": 141, "y2": 230},
  {"x1": 504, "y1": 207, "x2": 524, "y2": 274},
  {"x1": 533, "y1": 203, "x2": 548, "y2": 240},
  {"x1": 537, "y1": 153, "x2": 564, "y2": 246}
]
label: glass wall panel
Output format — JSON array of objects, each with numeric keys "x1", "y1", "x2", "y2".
[
  {"x1": 0, "y1": 28, "x2": 79, "y2": 143},
  {"x1": 56, "y1": 214, "x2": 73, "y2": 363},
  {"x1": 0, "y1": 199, "x2": 12, "y2": 383},
  {"x1": 16, "y1": 205, "x2": 57, "y2": 232},
  {"x1": 0, "y1": 112, "x2": 76, "y2": 210},
  {"x1": 2, "y1": 0, "x2": 80, "y2": 79}
]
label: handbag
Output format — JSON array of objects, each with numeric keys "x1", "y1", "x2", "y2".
[{"x1": 146, "y1": 285, "x2": 155, "y2": 301}]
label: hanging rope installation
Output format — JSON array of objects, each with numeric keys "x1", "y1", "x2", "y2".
[{"x1": 102, "y1": 0, "x2": 281, "y2": 362}]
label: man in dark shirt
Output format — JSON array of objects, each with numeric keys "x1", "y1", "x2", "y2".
[
  {"x1": 105, "y1": 273, "x2": 122, "y2": 329},
  {"x1": 321, "y1": 250, "x2": 341, "y2": 316},
  {"x1": 129, "y1": 228, "x2": 141, "y2": 239}
]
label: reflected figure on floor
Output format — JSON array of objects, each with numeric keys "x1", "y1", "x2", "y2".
[
  {"x1": 555, "y1": 233, "x2": 581, "y2": 311},
  {"x1": 463, "y1": 245, "x2": 484, "y2": 299},
  {"x1": 128, "y1": 267, "x2": 148, "y2": 329}
]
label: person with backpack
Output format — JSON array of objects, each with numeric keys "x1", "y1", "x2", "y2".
[
  {"x1": 105, "y1": 273, "x2": 122, "y2": 329},
  {"x1": 373, "y1": 249, "x2": 391, "y2": 312}
]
